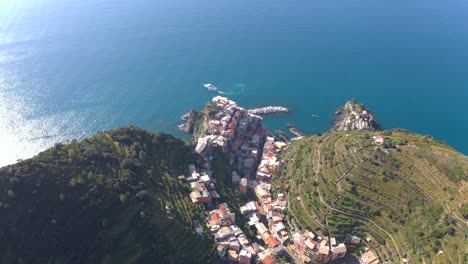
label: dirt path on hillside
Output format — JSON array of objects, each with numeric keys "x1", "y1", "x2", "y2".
[
  {"x1": 285, "y1": 135, "x2": 334, "y2": 236},
  {"x1": 314, "y1": 135, "x2": 403, "y2": 263}
]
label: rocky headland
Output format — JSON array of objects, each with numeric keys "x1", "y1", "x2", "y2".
[{"x1": 332, "y1": 100, "x2": 380, "y2": 131}]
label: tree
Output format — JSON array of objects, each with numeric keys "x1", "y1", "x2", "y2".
[
  {"x1": 461, "y1": 204, "x2": 468, "y2": 220},
  {"x1": 120, "y1": 194, "x2": 128, "y2": 203},
  {"x1": 136, "y1": 190, "x2": 149, "y2": 200},
  {"x1": 9, "y1": 177, "x2": 20, "y2": 185},
  {"x1": 139, "y1": 151, "x2": 146, "y2": 161}
]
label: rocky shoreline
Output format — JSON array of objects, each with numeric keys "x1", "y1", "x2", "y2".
[{"x1": 178, "y1": 109, "x2": 198, "y2": 133}]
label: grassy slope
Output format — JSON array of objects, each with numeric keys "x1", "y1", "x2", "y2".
[
  {"x1": 0, "y1": 126, "x2": 216, "y2": 264},
  {"x1": 276, "y1": 129, "x2": 467, "y2": 264}
]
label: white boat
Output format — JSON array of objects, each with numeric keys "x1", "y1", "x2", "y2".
[{"x1": 203, "y1": 83, "x2": 218, "y2": 92}]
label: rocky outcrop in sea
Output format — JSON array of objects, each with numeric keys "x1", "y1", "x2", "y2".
[{"x1": 178, "y1": 109, "x2": 198, "y2": 133}]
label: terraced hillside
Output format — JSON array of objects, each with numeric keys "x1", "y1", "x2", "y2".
[
  {"x1": 0, "y1": 127, "x2": 216, "y2": 264},
  {"x1": 277, "y1": 130, "x2": 467, "y2": 263}
]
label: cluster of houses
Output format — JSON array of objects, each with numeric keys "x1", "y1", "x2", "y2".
[
  {"x1": 235, "y1": 110, "x2": 350, "y2": 264},
  {"x1": 207, "y1": 207, "x2": 265, "y2": 264},
  {"x1": 256, "y1": 136, "x2": 285, "y2": 181},
  {"x1": 291, "y1": 230, "x2": 347, "y2": 263},
  {"x1": 207, "y1": 203, "x2": 257, "y2": 262},
  {"x1": 245, "y1": 134, "x2": 290, "y2": 247},
  {"x1": 186, "y1": 164, "x2": 220, "y2": 204},
  {"x1": 203, "y1": 181, "x2": 282, "y2": 263},
  {"x1": 234, "y1": 134, "x2": 292, "y2": 263},
  {"x1": 189, "y1": 97, "x2": 287, "y2": 263},
  {"x1": 183, "y1": 164, "x2": 258, "y2": 263},
  {"x1": 195, "y1": 96, "x2": 267, "y2": 179},
  {"x1": 239, "y1": 190, "x2": 289, "y2": 248},
  {"x1": 182, "y1": 97, "x2": 384, "y2": 263}
]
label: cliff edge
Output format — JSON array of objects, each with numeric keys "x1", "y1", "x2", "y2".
[
  {"x1": 332, "y1": 100, "x2": 380, "y2": 131},
  {"x1": 0, "y1": 127, "x2": 216, "y2": 264}
]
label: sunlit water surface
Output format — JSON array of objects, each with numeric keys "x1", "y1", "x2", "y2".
[{"x1": 1, "y1": 0, "x2": 467, "y2": 167}]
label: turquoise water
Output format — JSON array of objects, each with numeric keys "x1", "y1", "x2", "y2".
[{"x1": 1, "y1": 0, "x2": 467, "y2": 166}]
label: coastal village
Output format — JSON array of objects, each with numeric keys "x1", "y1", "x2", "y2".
[{"x1": 179, "y1": 96, "x2": 380, "y2": 264}]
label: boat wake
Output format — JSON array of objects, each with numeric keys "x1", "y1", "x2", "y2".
[
  {"x1": 204, "y1": 83, "x2": 246, "y2": 95},
  {"x1": 217, "y1": 83, "x2": 246, "y2": 95}
]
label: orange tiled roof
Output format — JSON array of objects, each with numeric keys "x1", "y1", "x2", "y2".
[
  {"x1": 211, "y1": 212, "x2": 220, "y2": 220},
  {"x1": 265, "y1": 235, "x2": 279, "y2": 248},
  {"x1": 219, "y1": 205, "x2": 226, "y2": 216},
  {"x1": 262, "y1": 255, "x2": 276, "y2": 264}
]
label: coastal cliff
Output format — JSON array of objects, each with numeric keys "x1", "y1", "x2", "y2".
[
  {"x1": 188, "y1": 96, "x2": 267, "y2": 182},
  {"x1": 332, "y1": 100, "x2": 380, "y2": 131},
  {"x1": 0, "y1": 127, "x2": 216, "y2": 264},
  {"x1": 1, "y1": 97, "x2": 466, "y2": 264},
  {"x1": 179, "y1": 109, "x2": 198, "y2": 134},
  {"x1": 192, "y1": 101, "x2": 218, "y2": 140}
]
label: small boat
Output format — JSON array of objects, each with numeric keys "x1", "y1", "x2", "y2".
[
  {"x1": 203, "y1": 83, "x2": 218, "y2": 92},
  {"x1": 287, "y1": 125, "x2": 304, "y2": 137},
  {"x1": 275, "y1": 130, "x2": 289, "y2": 142}
]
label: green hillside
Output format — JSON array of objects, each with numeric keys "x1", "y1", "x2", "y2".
[
  {"x1": 275, "y1": 129, "x2": 467, "y2": 263},
  {"x1": 0, "y1": 127, "x2": 216, "y2": 264}
]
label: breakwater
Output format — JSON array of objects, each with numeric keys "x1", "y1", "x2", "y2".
[{"x1": 248, "y1": 106, "x2": 289, "y2": 115}]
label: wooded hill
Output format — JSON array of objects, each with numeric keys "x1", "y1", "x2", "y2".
[
  {"x1": 0, "y1": 127, "x2": 216, "y2": 264},
  {"x1": 274, "y1": 129, "x2": 467, "y2": 263}
]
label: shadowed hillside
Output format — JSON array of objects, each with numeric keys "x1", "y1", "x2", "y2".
[
  {"x1": 275, "y1": 129, "x2": 467, "y2": 263},
  {"x1": 0, "y1": 127, "x2": 216, "y2": 264}
]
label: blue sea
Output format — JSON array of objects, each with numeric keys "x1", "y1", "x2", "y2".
[{"x1": 1, "y1": 0, "x2": 467, "y2": 166}]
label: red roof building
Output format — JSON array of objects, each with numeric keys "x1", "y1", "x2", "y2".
[
  {"x1": 261, "y1": 255, "x2": 276, "y2": 264},
  {"x1": 264, "y1": 235, "x2": 279, "y2": 248},
  {"x1": 212, "y1": 212, "x2": 220, "y2": 221}
]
